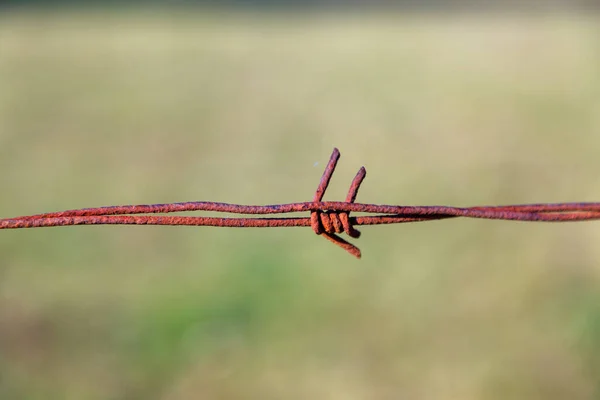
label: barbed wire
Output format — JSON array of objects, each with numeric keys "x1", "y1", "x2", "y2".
[{"x1": 2, "y1": 148, "x2": 600, "y2": 258}]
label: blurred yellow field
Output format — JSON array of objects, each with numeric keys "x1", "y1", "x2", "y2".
[{"x1": 1, "y1": 9, "x2": 600, "y2": 399}]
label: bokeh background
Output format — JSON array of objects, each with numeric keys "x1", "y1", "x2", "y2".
[{"x1": 2, "y1": 2, "x2": 600, "y2": 399}]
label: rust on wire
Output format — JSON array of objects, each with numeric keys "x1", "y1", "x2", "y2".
[{"x1": 2, "y1": 148, "x2": 600, "y2": 259}]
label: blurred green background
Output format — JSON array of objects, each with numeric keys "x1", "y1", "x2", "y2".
[{"x1": 2, "y1": 5, "x2": 600, "y2": 400}]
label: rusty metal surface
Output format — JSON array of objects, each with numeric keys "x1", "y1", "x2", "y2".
[{"x1": 2, "y1": 148, "x2": 600, "y2": 259}]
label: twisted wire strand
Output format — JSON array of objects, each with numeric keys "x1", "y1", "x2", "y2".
[
  {"x1": 2, "y1": 147, "x2": 600, "y2": 258},
  {"x1": 10, "y1": 201, "x2": 600, "y2": 220}
]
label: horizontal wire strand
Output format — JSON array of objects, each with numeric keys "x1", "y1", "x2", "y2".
[
  {"x1": 7, "y1": 202, "x2": 600, "y2": 221},
  {"x1": 2, "y1": 211, "x2": 599, "y2": 231},
  {"x1": 2, "y1": 147, "x2": 600, "y2": 258}
]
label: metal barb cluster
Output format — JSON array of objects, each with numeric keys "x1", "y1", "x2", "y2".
[
  {"x1": 310, "y1": 148, "x2": 365, "y2": 257},
  {"x1": 2, "y1": 147, "x2": 600, "y2": 259}
]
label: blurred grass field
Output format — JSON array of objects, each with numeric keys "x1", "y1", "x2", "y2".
[{"x1": 1, "y1": 8, "x2": 600, "y2": 399}]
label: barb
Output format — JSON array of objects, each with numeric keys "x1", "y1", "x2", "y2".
[{"x1": 2, "y1": 148, "x2": 600, "y2": 259}]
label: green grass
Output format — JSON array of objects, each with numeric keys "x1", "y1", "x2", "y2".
[{"x1": 1, "y1": 8, "x2": 600, "y2": 399}]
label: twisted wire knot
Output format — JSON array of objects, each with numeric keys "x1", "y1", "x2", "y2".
[
  {"x1": 311, "y1": 210, "x2": 361, "y2": 238},
  {"x1": 310, "y1": 210, "x2": 360, "y2": 239}
]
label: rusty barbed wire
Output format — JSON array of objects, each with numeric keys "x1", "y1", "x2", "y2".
[{"x1": 2, "y1": 148, "x2": 600, "y2": 258}]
